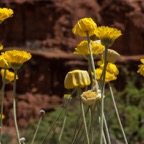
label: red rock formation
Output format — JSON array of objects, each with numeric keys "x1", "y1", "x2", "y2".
[{"x1": 0, "y1": 0, "x2": 144, "y2": 55}]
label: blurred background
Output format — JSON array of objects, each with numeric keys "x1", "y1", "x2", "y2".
[{"x1": 0, "y1": 0, "x2": 144, "y2": 143}]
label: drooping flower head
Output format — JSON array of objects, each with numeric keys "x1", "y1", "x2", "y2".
[
  {"x1": 95, "y1": 26, "x2": 122, "y2": 47},
  {"x1": 81, "y1": 90, "x2": 101, "y2": 105},
  {"x1": 2, "y1": 50, "x2": 32, "y2": 69},
  {"x1": 0, "y1": 8, "x2": 14, "y2": 23},
  {"x1": 137, "y1": 58, "x2": 144, "y2": 76},
  {"x1": 0, "y1": 55, "x2": 10, "y2": 68},
  {"x1": 73, "y1": 40, "x2": 105, "y2": 57},
  {"x1": 72, "y1": 18, "x2": 97, "y2": 37},
  {"x1": 64, "y1": 70, "x2": 91, "y2": 89},
  {"x1": 1, "y1": 69, "x2": 18, "y2": 83}
]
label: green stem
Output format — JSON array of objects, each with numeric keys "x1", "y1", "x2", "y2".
[
  {"x1": 108, "y1": 83, "x2": 128, "y2": 144},
  {"x1": 71, "y1": 108, "x2": 89, "y2": 144},
  {"x1": 88, "y1": 58, "x2": 93, "y2": 81},
  {"x1": 41, "y1": 99, "x2": 71, "y2": 144},
  {"x1": 71, "y1": 113, "x2": 82, "y2": 144},
  {"x1": 103, "y1": 114, "x2": 111, "y2": 144},
  {"x1": 102, "y1": 131, "x2": 107, "y2": 144},
  {"x1": 89, "y1": 107, "x2": 92, "y2": 144},
  {"x1": 99, "y1": 47, "x2": 108, "y2": 144},
  {"x1": 59, "y1": 109, "x2": 67, "y2": 141},
  {"x1": 31, "y1": 110, "x2": 45, "y2": 144},
  {"x1": 0, "y1": 68, "x2": 6, "y2": 142},
  {"x1": 13, "y1": 69, "x2": 21, "y2": 144},
  {"x1": 97, "y1": 102, "x2": 110, "y2": 144},
  {"x1": 89, "y1": 106, "x2": 94, "y2": 144},
  {"x1": 78, "y1": 86, "x2": 90, "y2": 144},
  {"x1": 81, "y1": 101, "x2": 90, "y2": 144},
  {"x1": 86, "y1": 31, "x2": 99, "y2": 91}
]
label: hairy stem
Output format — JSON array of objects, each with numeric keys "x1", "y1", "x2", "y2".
[
  {"x1": 13, "y1": 69, "x2": 21, "y2": 144},
  {"x1": 0, "y1": 68, "x2": 6, "y2": 142},
  {"x1": 31, "y1": 110, "x2": 45, "y2": 144},
  {"x1": 108, "y1": 83, "x2": 128, "y2": 144},
  {"x1": 99, "y1": 47, "x2": 108, "y2": 144}
]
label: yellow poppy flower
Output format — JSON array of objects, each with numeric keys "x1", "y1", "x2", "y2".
[
  {"x1": 95, "y1": 68, "x2": 117, "y2": 83},
  {"x1": 1, "y1": 69, "x2": 18, "y2": 82},
  {"x1": 0, "y1": 8, "x2": 14, "y2": 23},
  {"x1": 64, "y1": 70, "x2": 91, "y2": 89},
  {"x1": 95, "y1": 26, "x2": 122, "y2": 47},
  {"x1": 137, "y1": 58, "x2": 144, "y2": 76},
  {"x1": 81, "y1": 90, "x2": 101, "y2": 105},
  {"x1": 2, "y1": 50, "x2": 32, "y2": 69},
  {"x1": 0, "y1": 55, "x2": 10, "y2": 68},
  {"x1": 73, "y1": 40, "x2": 104, "y2": 56},
  {"x1": 72, "y1": 18, "x2": 97, "y2": 37}
]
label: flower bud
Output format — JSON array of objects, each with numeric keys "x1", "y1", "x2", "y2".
[{"x1": 105, "y1": 49, "x2": 120, "y2": 63}]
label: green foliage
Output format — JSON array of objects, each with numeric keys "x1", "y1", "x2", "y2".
[
  {"x1": 24, "y1": 99, "x2": 81, "y2": 144},
  {"x1": 105, "y1": 66, "x2": 144, "y2": 144},
  {"x1": 24, "y1": 66, "x2": 144, "y2": 144},
  {"x1": 1, "y1": 134, "x2": 11, "y2": 144}
]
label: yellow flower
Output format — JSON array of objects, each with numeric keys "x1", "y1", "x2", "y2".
[
  {"x1": 95, "y1": 68, "x2": 117, "y2": 83},
  {"x1": 0, "y1": 114, "x2": 5, "y2": 119},
  {"x1": 0, "y1": 8, "x2": 14, "y2": 23},
  {"x1": 81, "y1": 90, "x2": 101, "y2": 105},
  {"x1": 1, "y1": 69, "x2": 18, "y2": 82},
  {"x1": 2, "y1": 50, "x2": 32, "y2": 69},
  {"x1": 97, "y1": 61, "x2": 119, "y2": 76},
  {"x1": 64, "y1": 70, "x2": 91, "y2": 89},
  {"x1": 73, "y1": 40, "x2": 105, "y2": 56},
  {"x1": 0, "y1": 44, "x2": 3, "y2": 50},
  {"x1": 137, "y1": 58, "x2": 144, "y2": 76},
  {"x1": 72, "y1": 18, "x2": 97, "y2": 37},
  {"x1": 94, "y1": 26, "x2": 122, "y2": 47},
  {"x1": 0, "y1": 55, "x2": 10, "y2": 68},
  {"x1": 106, "y1": 63, "x2": 119, "y2": 75}
]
